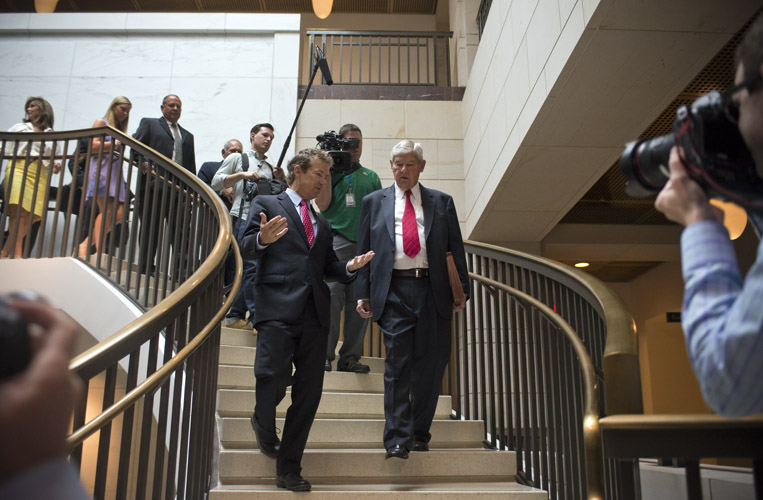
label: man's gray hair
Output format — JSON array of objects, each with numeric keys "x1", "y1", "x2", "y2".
[{"x1": 390, "y1": 140, "x2": 424, "y2": 162}]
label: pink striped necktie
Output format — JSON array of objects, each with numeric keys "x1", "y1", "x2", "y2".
[
  {"x1": 402, "y1": 190, "x2": 420, "y2": 258},
  {"x1": 300, "y1": 200, "x2": 314, "y2": 246}
]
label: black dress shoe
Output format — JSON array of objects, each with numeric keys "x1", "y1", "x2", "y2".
[
  {"x1": 385, "y1": 444, "x2": 409, "y2": 459},
  {"x1": 412, "y1": 439, "x2": 429, "y2": 452},
  {"x1": 338, "y1": 360, "x2": 371, "y2": 373},
  {"x1": 250, "y1": 414, "x2": 280, "y2": 459},
  {"x1": 276, "y1": 472, "x2": 311, "y2": 491},
  {"x1": 324, "y1": 359, "x2": 332, "y2": 371}
]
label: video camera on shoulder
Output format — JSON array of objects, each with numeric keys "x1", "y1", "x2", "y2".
[
  {"x1": 316, "y1": 130, "x2": 360, "y2": 174},
  {"x1": 620, "y1": 90, "x2": 763, "y2": 213}
]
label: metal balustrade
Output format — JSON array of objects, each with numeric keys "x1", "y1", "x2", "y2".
[
  {"x1": 306, "y1": 30, "x2": 452, "y2": 86},
  {"x1": 1, "y1": 125, "x2": 239, "y2": 499}
]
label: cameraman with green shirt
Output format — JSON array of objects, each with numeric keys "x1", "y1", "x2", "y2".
[{"x1": 316, "y1": 124, "x2": 382, "y2": 373}]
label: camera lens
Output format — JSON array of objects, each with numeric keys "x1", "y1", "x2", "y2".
[{"x1": 619, "y1": 134, "x2": 675, "y2": 198}]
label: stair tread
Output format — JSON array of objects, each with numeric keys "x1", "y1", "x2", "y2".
[
  {"x1": 211, "y1": 480, "x2": 546, "y2": 495},
  {"x1": 219, "y1": 449, "x2": 516, "y2": 482},
  {"x1": 220, "y1": 417, "x2": 485, "y2": 449},
  {"x1": 216, "y1": 389, "x2": 452, "y2": 419}
]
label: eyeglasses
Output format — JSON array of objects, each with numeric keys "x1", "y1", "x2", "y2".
[{"x1": 722, "y1": 72, "x2": 762, "y2": 123}]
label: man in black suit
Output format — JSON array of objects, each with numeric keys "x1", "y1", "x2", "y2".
[
  {"x1": 132, "y1": 94, "x2": 197, "y2": 274},
  {"x1": 198, "y1": 138, "x2": 243, "y2": 288},
  {"x1": 197, "y1": 138, "x2": 243, "y2": 211},
  {"x1": 240, "y1": 149, "x2": 374, "y2": 491},
  {"x1": 355, "y1": 139, "x2": 469, "y2": 459}
]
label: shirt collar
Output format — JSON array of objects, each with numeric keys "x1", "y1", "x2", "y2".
[
  {"x1": 252, "y1": 150, "x2": 269, "y2": 162},
  {"x1": 285, "y1": 188, "x2": 305, "y2": 207},
  {"x1": 394, "y1": 182, "x2": 421, "y2": 201}
]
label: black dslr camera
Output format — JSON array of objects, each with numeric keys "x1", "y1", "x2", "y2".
[
  {"x1": 620, "y1": 90, "x2": 763, "y2": 212},
  {"x1": 316, "y1": 130, "x2": 360, "y2": 174},
  {"x1": 0, "y1": 296, "x2": 31, "y2": 380},
  {"x1": 242, "y1": 178, "x2": 287, "y2": 202}
]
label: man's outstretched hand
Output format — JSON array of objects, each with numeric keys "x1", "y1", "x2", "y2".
[
  {"x1": 258, "y1": 212, "x2": 288, "y2": 245},
  {"x1": 347, "y1": 251, "x2": 375, "y2": 272}
]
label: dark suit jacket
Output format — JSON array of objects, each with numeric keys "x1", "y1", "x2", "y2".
[
  {"x1": 198, "y1": 160, "x2": 232, "y2": 210},
  {"x1": 133, "y1": 116, "x2": 196, "y2": 175},
  {"x1": 355, "y1": 183, "x2": 469, "y2": 322},
  {"x1": 240, "y1": 192, "x2": 352, "y2": 328}
]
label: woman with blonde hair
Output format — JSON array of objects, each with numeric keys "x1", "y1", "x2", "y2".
[
  {"x1": 2, "y1": 96, "x2": 61, "y2": 258},
  {"x1": 77, "y1": 96, "x2": 131, "y2": 257}
]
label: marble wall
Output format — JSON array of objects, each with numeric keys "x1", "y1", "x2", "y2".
[
  {"x1": 0, "y1": 13, "x2": 301, "y2": 174},
  {"x1": 295, "y1": 98, "x2": 466, "y2": 225}
]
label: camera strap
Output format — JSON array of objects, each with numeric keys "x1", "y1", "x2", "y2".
[{"x1": 332, "y1": 163, "x2": 360, "y2": 190}]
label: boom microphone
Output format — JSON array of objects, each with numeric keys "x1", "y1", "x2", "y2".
[{"x1": 315, "y1": 47, "x2": 333, "y2": 86}]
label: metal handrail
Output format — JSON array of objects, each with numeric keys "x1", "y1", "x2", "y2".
[
  {"x1": 68, "y1": 242, "x2": 242, "y2": 448},
  {"x1": 468, "y1": 272, "x2": 604, "y2": 500},
  {"x1": 460, "y1": 240, "x2": 640, "y2": 500},
  {"x1": 1, "y1": 125, "x2": 239, "y2": 499},
  {"x1": 305, "y1": 29, "x2": 453, "y2": 86}
]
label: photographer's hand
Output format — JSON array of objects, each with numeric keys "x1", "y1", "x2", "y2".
[
  {"x1": 273, "y1": 165, "x2": 286, "y2": 182},
  {"x1": 655, "y1": 147, "x2": 722, "y2": 226},
  {"x1": 0, "y1": 298, "x2": 82, "y2": 482}
]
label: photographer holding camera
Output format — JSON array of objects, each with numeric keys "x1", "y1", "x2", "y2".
[
  {"x1": 653, "y1": 14, "x2": 763, "y2": 417},
  {"x1": 212, "y1": 123, "x2": 286, "y2": 330},
  {"x1": 315, "y1": 124, "x2": 382, "y2": 373}
]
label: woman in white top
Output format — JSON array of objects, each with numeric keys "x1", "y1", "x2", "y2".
[{"x1": 2, "y1": 97, "x2": 61, "y2": 258}]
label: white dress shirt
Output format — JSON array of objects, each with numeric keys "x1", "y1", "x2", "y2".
[{"x1": 393, "y1": 182, "x2": 428, "y2": 270}]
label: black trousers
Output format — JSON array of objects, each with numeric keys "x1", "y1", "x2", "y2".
[
  {"x1": 253, "y1": 293, "x2": 328, "y2": 475},
  {"x1": 377, "y1": 276, "x2": 452, "y2": 450}
]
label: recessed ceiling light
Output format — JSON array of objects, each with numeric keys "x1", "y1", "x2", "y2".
[{"x1": 574, "y1": 262, "x2": 590, "y2": 268}]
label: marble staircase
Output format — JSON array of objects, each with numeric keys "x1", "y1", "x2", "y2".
[{"x1": 210, "y1": 326, "x2": 547, "y2": 499}]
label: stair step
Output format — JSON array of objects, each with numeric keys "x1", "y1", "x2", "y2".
[
  {"x1": 217, "y1": 390, "x2": 452, "y2": 419},
  {"x1": 220, "y1": 418, "x2": 483, "y2": 449},
  {"x1": 218, "y1": 365, "x2": 385, "y2": 393},
  {"x1": 210, "y1": 481, "x2": 547, "y2": 499},
  {"x1": 219, "y1": 344, "x2": 385, "y2": 373},
  {"x1": 218, "y1": 449, "x2": 516, "y2": 484},
  {"x1": 221, "y1": 327, "x2": 258, "y2": 347}
]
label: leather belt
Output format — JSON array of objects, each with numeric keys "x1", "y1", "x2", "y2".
[{"x1": 392, "y1": 268, "x2": 429, "y2": 278}]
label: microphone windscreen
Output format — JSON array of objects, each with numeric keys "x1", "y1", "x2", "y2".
[{"x1": 317, "y1": 57, "x2": 334, "y2": 86}]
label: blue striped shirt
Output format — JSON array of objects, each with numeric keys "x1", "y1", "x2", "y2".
[{"x1": 681, "y1": 219, "x2": 763, "y2": 417}]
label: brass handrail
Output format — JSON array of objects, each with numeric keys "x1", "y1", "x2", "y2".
[
  {"x1": 1, "y1": 125, "x2": 239, "y2": 498},
  {"x1": 470, "y1": 272, "x2": 604, "y2": 500},
  {"x1": 67, "y1": 242, "x2": 242, "y2": 449},
  {"x1": 464, "y1": 240, "x2": 642, "y2": 415}
]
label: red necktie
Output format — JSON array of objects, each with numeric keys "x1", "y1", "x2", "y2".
[
  {"x1": 300, "y1": 200, "x2": 314, "y2": 246},
  {"x1": 403, "y1": 190, "x2": 420, "y2": 258}
]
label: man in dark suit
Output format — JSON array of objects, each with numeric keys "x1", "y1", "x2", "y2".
[
  {"x1": 355, "y1": 139, "x2": 469, "y2": 460},
  {"x1": 132, "y1": 94, "x2": 196, "y2": 274},
  {"x1": 197, "y1": 138, "x2": 243, "y2": 211},
  {"x1": 198, "y1": 138, "x2": 243, "y2": 288},
  {"x1": 240, "y1": 148, "x2": 374, "y2": 491}
]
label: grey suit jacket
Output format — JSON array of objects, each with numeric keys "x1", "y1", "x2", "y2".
[{"x1": 355, "y1": 183, "x2": 469, "y2": 322}]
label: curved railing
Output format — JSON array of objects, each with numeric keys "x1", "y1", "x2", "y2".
[
  {"x1": 1, "y1": 126, "x2": 240, "y2": 499},
  {"x1": 458, "y1": 241, "x2": 642, "y2": 500}
]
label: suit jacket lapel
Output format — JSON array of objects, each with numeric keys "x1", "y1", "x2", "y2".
[
  {"x1": 420, "y1": 183, "x2": 434, "y2": 240},
  {"x1": 279, "y1": 193, "x2": 309, "y2": 248},
  {"x1": 159, "y1": 117, "x2": 173, "y2": 140},
  {"x1": 382, "y1": 185, "x2": 395, "y2": 244}
]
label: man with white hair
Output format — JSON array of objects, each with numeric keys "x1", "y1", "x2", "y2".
[{"x1": 355, "y1": 140, "x2": 469, "y2": 459}]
